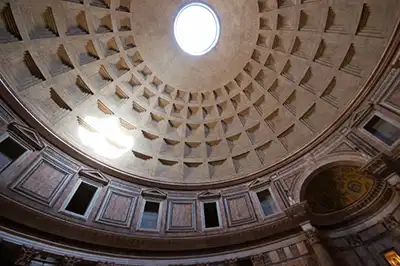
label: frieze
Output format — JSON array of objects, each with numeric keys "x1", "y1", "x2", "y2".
[{"x1": 0, "y1": 193, "x2": 308, "y2": 252}]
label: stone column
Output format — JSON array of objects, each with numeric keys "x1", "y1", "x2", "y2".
[
  {"x1": 301, "y1": 223, "x2": 334, "y2": 266},
  {"x1": 14, "y1": 246, "x2": 39, "y2": 266},
  {"x1": 383, "y1": 214, "x2": 400, "y2": 240}
]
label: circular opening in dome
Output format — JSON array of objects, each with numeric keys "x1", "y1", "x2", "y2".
[{"x1": 174, "y1": 2, "x2": 220, "y2": 56}]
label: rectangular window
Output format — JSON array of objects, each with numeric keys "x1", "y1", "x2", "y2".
[
  {"x1": 140, "y1": 201, "x2": 160, "y2": 229},
  {"x1": 364, "y1": 116, "x2": 400, "y2": 146},
  {"x1": 0, "y1": 137, "x2": 25, "y2": 171},
  {"x1": 65, "y1": 182, "x2": 97, "y2": 216},
  {"x1": 203, "y1": 202, "x2": 220, "y2": 228},
  {"x1": 257, "y1": 190, "x2": 275, "y2": 216}
]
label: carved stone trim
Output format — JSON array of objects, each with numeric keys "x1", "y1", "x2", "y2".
[
  {"x1": 14, "y1": 246, "x2": 39, "y2": 266},
  {"x1": 8, "y1": 122, "x2": 44, "y2": 150},
  {"x1": 96, "y1": 262, "x2": 115, "y2": 266},
  {"x1": 79, "y1": 169, "x2": 110, "y2": 186},
  {"x1": 61, "y1": 256, "x2": 81, "y2": 266},
  {"x1": 346, "y1": 234, "x2": 363, "y2": 247},
  {"x1": 304, "y1": 229, "x2": 320, "y2": 245},
  {"x1": 382, "y1": 215, "x2": 400, "y2": 231},
  {"x1": 248, "y1": 178, "x2": 271, "y2": 190},
  {"x1": 250, "y1": 253, "x2": 264, "y2": 266},
  {"x1": 223, "y1": 258, "x2": 238, "y2": 266},
  {"x1": 284, "y1": 201, "x2": 310, "y2": 220},
  {"x1": 197, "y1": 190, "x2": 221, "y2": 199},
  {"x1": 361, "y1": 152, "x2": 388, "y2": 177},
  {"x1": 141, "y1": 188, "x2": 167, "y2": 199}
]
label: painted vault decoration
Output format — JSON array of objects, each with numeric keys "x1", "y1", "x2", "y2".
[{"x1": 304, "y1": 165, "x2": 374, "y2": 214}]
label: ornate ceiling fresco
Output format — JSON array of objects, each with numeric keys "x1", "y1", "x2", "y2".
[
  {"x1": 304, "y1": 165, "x2": 375, "y2": 214},
  {"x1": 0, "y1": 0, "x2": 399, "y2": 186}
]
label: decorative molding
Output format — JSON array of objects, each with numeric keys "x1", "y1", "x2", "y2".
[
  {"x1": 248, "y1": 178, "x2": 271, "y2": 190},
  {"x1": 347, "y1": 103, "x2": 373, "y2": 128},
  {"x1": 197, "y1": 190, "x2": 221, "y2": 199},
  {"x1": 79, "y1": 169, "x2": 110, "y2": 186},
  {"x1": 346, "y1": 131, "x2": 379, "y2": 157},
  {"x1": 0, "y1": 192, "x2": 309, "y2": 251},
  {"x1": 7, "y1": 122, "x2": 44, "y2": 150},
  {"x1": 166, "y1": 199, "x2": 197, "y2": 232},
  {"x1": 223, "y1": 258, "x2": 238, "y2": 266},
  {"x1": 96, "y1": 262, "x2": 117, "y2": 266},
  {"x1": 43, "y1": 146, "x2": 80, "y2": 172},
  {"x1": 382, "y1": 215, "x2": 400, "y2": 231},
  {"x1": 11, "y1": 155, "x2": 74, "y2": 207},
  {"x1": 329, "y1": 141, "x2": 355, "y2": 154},
  {"x1": 14, "y1": 246, "x2": 39, "y2": 266},
  {"x1": 304, "y1": 229, "x2": 320, "y2": 245},
  {"x1": 0, "y1": 100, "x2": 14, "y2": 123},
  {"x1": 223, "y1": 193, "x2": 257, "y2": 227},
  {"x1": 346, "y1": 234, "x2": 363, "y2": 247},
  {"x1": 61, "y1": 256, "x2": 81, "y2": 266},
  {"x1": 250, "y1": 253, "x2": 264, "y2": 266},
  {"x1": 360, "y1": 152, "x2": 392, "y2": 179},
  {"x1": 284, "y1": 201, "x2": 310, "y2": 220},
  {"x1": 141, "y1": 187, "x2": 167, "y2": 199},
  {"x1": 95, "y1": 187, "x2": 138, "y2": 228}
]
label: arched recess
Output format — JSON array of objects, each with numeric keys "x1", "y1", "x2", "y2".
[
  {"x1": 293, "y1": 154, "x2": 392, "y2": 227},
  {"x1": 292, "y1": 154, "x2": 369, "y2": 203}
]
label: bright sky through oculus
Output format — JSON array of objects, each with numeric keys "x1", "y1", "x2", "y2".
[{"x1": 174, "y1": 3, "x2": 220, "y2": 56}]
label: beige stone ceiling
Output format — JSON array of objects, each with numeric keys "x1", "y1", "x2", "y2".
[{"x1": 0, "y1": 0, "x2": 399, "y2": 185}]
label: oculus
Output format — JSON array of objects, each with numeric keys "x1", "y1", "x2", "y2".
[{"x1": 174, "y1": 2, "x2": 220, "y2": 56}]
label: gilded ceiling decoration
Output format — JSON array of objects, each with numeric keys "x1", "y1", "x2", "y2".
[
  {"x1": 304, "y1": 165, "x2": 375, "y2": 214},
  {"x1": 0, "y1": 0, "x2": 399, "y2": 185}
]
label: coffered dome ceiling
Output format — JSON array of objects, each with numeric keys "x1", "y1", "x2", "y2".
[{"x1": 0, "y1": 0, "x2": 399, "y2": 185}]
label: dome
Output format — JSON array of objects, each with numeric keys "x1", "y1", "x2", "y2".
[
  {"x1": 0, "y1": 0, "x2": 399, "y2": 265},
  {"x1": 0, "y1": 0, "x2": 398, "y2": 188}
]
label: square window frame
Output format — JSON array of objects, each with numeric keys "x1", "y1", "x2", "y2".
[
  {"x1": 59, "y1": 178, "x2": 101, "y2": 221},
  {"x1": 360, "y1": 111, "x2": 400, "y2": 149},
  {"x1": 136, "y1": 197, "x2": 164, "y2": 232},
  {"x1": 200, "y1": 199, "x2": 222, "y2": 231},
  {"x1": 250, "y1": 186, "x2": 280, "y2": 220},
  {"x1": 0, "y1": 132, "x2": 30, "y2": 173}
]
